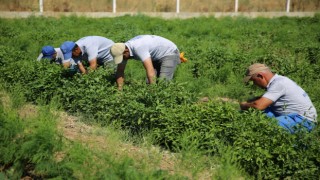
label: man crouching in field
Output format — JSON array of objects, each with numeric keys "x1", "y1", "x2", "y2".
[
  {"x1": 110, "y1": 35, "x2": 183, "y2": 90},
  {"x1": 239, "y1": 63, "x2": 317, "y2": 133},
  {"x1": 60, "y1": 36, "x2": 115, "y2": 74},
  {"x1": 37, "y1": 45, "x2": 78, "y2": 72}
]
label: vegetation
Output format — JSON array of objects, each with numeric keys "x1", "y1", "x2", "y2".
[
  {"x1": 0, "y1": 90, "x2": 198, "y2": 179},
  {"x1": 0, "y1": 14, "x2": 320, "y2": 179}
]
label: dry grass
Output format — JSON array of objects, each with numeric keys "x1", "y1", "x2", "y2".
[
  {"x1": 57, "y1": 111, "x2": 213, "y2": 179},
  {"x1": 0, "y1": 0, "x2": 319, "y2": 12}
]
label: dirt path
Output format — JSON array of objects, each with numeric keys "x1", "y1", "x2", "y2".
[
  {"x1": 16, "y1": 103, "x2": 213, "y2": 179},
  {"x1": 57, "y1": 111, "x2": 179, "y2": 174}
]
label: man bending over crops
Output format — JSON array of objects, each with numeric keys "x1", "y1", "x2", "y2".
[
  {"x1": 37, "y1": 45, "x2": 78, "y2": 72},
  {"x1": 110, "y1": 35, "x2": 186, "y2": 90},
  {"x1": 239, "y1": 63, "x2": 317, "y2": 133},
  {"x1": 60, "y1": 36, "x2": 115, "y2": 74}
]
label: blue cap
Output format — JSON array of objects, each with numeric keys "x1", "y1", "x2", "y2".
[
  {"x1": 41, "y1": 46, "x2": 55, "y2": 59},
  {"x1": 60, "y1": 41, "x2": 76, "y2": 60}
]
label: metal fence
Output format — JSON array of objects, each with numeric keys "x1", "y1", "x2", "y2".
[
  {"x1": 40, "y1": 0, "x2": 306, "y2": 13},
  {"x1": 108, "y1": 0, "x2": 292, "y2": 13},
  {"x1": 2, "y1": 0, "x2": 319, "y2": 13}
]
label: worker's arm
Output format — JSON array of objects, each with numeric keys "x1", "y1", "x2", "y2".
[
  {"x1": 77, "y1": 62, "x2": 87, "y2": 74},
  {"x1": 89, "y1": 58, "x2": 98, "y2": 71},
  {"x1": 116, "y1": 62, "x2": 127, "y2": 90},
  {"x1": 63, "y1": 61, "x2": 71, "y2": 69},
  {"x1": 240, "y1": 97, "x2": 273, "y2": 110},
  {"x1": 142, "y1": 58, "x2": 156, "y2": 84}
]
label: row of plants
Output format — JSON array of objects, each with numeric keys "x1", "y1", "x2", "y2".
[
  {"x1": 0, "y1": 88, "x2": 186, "y2": 179},
  {"x1": 1, "y1": 14, "x2": 320, "y2": 178},
  {"x1": 1, "y1": 46, "x2": 320, "y2": 179}
]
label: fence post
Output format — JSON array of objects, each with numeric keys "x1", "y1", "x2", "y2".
[
  {"x1": 176, "y1": 0, "x2": 180, "y2": 13},
  {"x1": 235, "y1": 0, "x2": 238, "y2": 12},
  {"x1": 286, "y1": 0, "x2": 290, "y2": 12},
  {"x1": 39, "y1": 0, "x2": 43, "y2": 13},
  {"x1": 113, "y1": 0, "x2": 116, "y2": 13}
]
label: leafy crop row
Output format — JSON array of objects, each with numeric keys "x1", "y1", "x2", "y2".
[{"x1": 1, "y1": 15, "x2": 320, "y2": 179}]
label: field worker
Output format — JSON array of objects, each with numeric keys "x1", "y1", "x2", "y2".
[
  {"x1": 239, "y1": 63, "x2": 317, "y2": 133},
  {"x1": 60, "y1": 36, "x2": 114, "y2": 74},
  {"x1": 37, "y1": 45, "x2": 64, "y2": 64},
  {"x1": 111, "y1": 35, "x2": 182, "y2": 90},
  {"x1": 37, "y1": 45, "x2": 77, "y2": 70}
]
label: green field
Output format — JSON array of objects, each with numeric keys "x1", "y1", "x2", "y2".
[{"x1": 1, "y1": 14, "x2": 320, "y2": 179}]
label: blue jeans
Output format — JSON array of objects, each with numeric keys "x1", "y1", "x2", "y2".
[{"x1": 264, "y1": 108, "x2": 315, "y2": 133}]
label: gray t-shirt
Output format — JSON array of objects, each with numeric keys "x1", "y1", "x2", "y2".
[
  {"x1": 125, "y1": 35, "x2": 178, "y2": 62},
  {"x1": 74, "y1": 36, "x2": 114, "y2": 65},
  {"x1": 263, "y1": 74, "x2": 317, "y2": 122}
]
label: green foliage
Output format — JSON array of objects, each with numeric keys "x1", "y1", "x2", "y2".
[
  {"x1": 0, "y1": 97, "x2": 64, "y2": 179},
  {"x1": 0, "y1": 92, "x2": 183, "y2": 179},
  {"x1": 0, "y1": 105, "x2": 24, "y2": 171},
  {"x1": 1, "y1": 15, "x2": 320, "y2": 179},
  {"x1": 214, "y1": 145, "x2": 247, "y2": 180}
]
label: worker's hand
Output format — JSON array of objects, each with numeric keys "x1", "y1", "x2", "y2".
[
  {"x1": 239, "y1": 102, "x2": 249, "y2": 110},
  {"x1": 117, "y1": 84, "x2": 123, "y2": 91}
]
